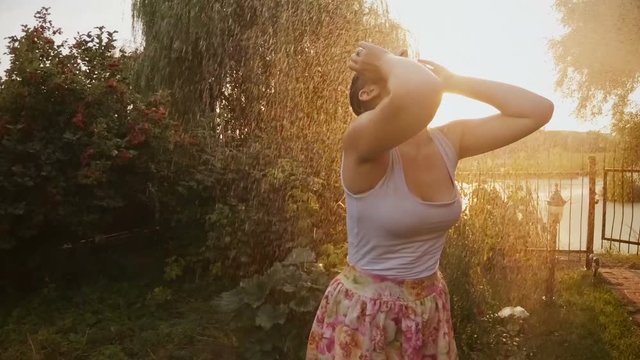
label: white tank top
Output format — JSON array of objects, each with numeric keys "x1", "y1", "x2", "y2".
[{"x1": 341, "y1": 127, "x2": 462, "y2": 279}]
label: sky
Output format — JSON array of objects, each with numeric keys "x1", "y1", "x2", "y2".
[
  {"x1": 386, "y1": 0, "x2": 611, "y2": 132},
  {"x1": 0, "y1": 0, "x2": 612, "y2": 132}
]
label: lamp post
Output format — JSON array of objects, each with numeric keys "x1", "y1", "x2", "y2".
[{"x1": 545, "y1": 183, "x2": 567, "y2": 303}]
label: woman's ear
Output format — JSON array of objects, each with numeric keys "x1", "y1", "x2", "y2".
[{"x1": 358, "y1": 84, "x2": 381, "y2": 102}]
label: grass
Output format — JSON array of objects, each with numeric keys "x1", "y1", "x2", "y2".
[
  {"x1": 520, "y1": 271, "x2": 640, "y2": 360},
  {"x1": 0, "y1": 281, "x2": 235, "y2": 360},
  {"x1": 1, "y1": 269, "x2": 639, "y2": 359},
  {"x1": 599, "y1": 252, "x2": 640, "y2": 269}
]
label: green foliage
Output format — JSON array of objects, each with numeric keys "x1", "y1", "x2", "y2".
[
  {"x1": 0, "y1": 280, "x2": 234, "y2": 359},
  {"x1": 551, "y1": 0, "x2": 640, "y2": 119},
  {"x1": 611, "y1": 110, "x2": 640, "y2": 169},
  {"x1": 603, "y1": 110, "x2": 640, "y2": 202},
  {"x1": 3, "y1": 4, "x2": 639, "y2": 360},
  {"x1": 599, "y1": 251, "x2": 640, "y2": 269},
  {"x1": 131, "y1": 0, "x2": 407, "y2": 123},
  {"x1": 551, "y1": 0, "x2": 640, "y2": 162},
  {"x1": 523, "y1": 272, "x2": 640, "y2": 359},
  {"x1": 0, "y1": 8, "x2": 196, "y2": 254},
  {"x1": 3, "y1": 269, "x2": 639, "y2": 359},
  {"x1": 212, "y1": 247, "x2": 331, "y2": 359},
  {"x1": 130, "y1": 0, "x2": 408, "y2": 279},
  {"x1": 605, "y1": 172, "x2": 640, "y2": 202},
  {"x1": 441, "y1": 182, "x2": 548, "y2": 356}
]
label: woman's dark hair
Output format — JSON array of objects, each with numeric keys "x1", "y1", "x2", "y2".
[
  {"x1": 350, "y1": 49, "x2": 407, "y2": 115},
  {"x1": 349, "y1": 75, "x2": 367, "y2": 116}
]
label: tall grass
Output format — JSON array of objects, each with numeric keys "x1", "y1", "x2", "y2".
[{"x1": 441, "y1": 181, "x2": 549, "y2": 356}]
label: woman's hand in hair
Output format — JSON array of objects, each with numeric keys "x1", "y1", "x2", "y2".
[{"x1": 348, "y1": 42, "x2": 394, "y2": 82}]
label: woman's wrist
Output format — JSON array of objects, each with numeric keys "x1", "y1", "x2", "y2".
[
  {"x1": 417, "y1": 60, "x2": 458, "y2": 93},
  {"x1": 441, "y1": 73, "x2": 461, "y2": 93}
]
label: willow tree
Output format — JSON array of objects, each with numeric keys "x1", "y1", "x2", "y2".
[
  {"x1": 551, "y1": 0, "x2": 640, "y2": 164},
  {"x1": 131, "y1": 0, "x2": 407, "y2": 274}
]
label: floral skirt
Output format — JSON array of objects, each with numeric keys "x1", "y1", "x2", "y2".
[{"x1": 306, "y1": 265, "x2": 457, "y2": 360}]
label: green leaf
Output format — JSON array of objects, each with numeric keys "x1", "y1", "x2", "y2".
[
  {"x1": 212, "y1": 287, "x2": 245, "y2": 313},
  {"x1": 255, "y1": 304, "x2": 288, "y2": 330},
  {"x1": 289, "y1": 292, "x2": 317, "y2": 312},
  {"x1": 242, "y1": 275, "x2": 274, "y2": 308},
  {"x1": 282, "y1": 247, "x2": 315, "y2": 265},
  {"x1": 266, "y1": 262, "x2": 286, "y2": 280}
]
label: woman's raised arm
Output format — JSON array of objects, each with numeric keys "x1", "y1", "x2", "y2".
[
  {"x1": 422, "y1": 60, "x2": 554, "y2": 159},
  {"x1": 343, "y1": 43, "x2": 443, "y2": 163}
]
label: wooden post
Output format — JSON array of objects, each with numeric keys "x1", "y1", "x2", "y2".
[
  {"x1": 546, "y1": 219, "x2": 558, "y2": 302},
  {"x1": 586, "y1": 156, "x2": 596, "y2": 270}
]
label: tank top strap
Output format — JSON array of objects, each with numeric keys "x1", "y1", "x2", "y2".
[{"x1": 428, "y1": 127, "x2": 459, "y2": 180}]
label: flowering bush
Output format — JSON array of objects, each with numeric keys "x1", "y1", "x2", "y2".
[{"x1": 0, "y1": 9, "x2": 194, "y2": 267}]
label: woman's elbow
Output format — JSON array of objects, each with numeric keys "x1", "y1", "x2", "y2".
[
  {"x1": 535, "y1": 98, "x2": 554, "y2": 125},
  {"x1": 392, "y1": 75, "x2": 443, "y2": 118},
  {"x1": 413, "y1": 76, "x2": 444, "y2": 118}
]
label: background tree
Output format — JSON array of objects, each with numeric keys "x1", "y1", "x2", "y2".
[
  {"x1": 128, "y1": 1, "x2": 411, "y2": 356},
  {"x1": 131, "y1": 0, "x2": 408, "y2": 277},
  {"x1": 551, "y1": 0, "x2": 640, "y2": 166}
]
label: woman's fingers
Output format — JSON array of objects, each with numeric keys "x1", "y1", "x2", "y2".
[
  {"x1": 357, "y1": 41, "x2": 373, "y2": 50},
  {"x1": 418, "y1": 59, "x2": 436, "y2": 67},
  {"x1": 351, "y1": 53, "x2": 361, "y2": 62},
  {"x1": 418, "y1": 59, "x2": 440, "y2": 73},
  {"x1": 418, "y1": 59, "x2": 448, "y2": 74},
  {"x1": 349, "y1": 52, "x2": 360, "y2": 71},
  {"x1": 358, "y1": 41, "x2": 389, "y2": 57},
  {"x1": 349, "y1": 42, "x2": 392, "y2": 75}
]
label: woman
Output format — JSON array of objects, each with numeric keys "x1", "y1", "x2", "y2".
[{"x1": 306, "y1": 42, "x2": 554, "y2": 359}]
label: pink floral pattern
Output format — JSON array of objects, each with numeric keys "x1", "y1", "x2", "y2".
[{"x1": 307, "y1": 265, "x2": 457, "y2": 359}]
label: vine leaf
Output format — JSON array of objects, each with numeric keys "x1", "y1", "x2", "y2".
[
  {"x1": 242, "y1": 275, "x2": 274, "y2": 308},
  {"x1": 289, "y1": 292, "x2": 316, "y2": 312},
  {"x1": 211, "y1": 287, "x2": 244, "y2": 314},
  {"x1": 255, "y1": 304, "x2": 288, "y2": 330}
]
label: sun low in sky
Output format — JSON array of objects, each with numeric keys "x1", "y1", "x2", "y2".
[{"x1": 0, "y1": 0, "x2": 612, "y2": 132}]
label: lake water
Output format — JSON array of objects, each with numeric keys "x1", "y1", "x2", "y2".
[{"x1": 459, "y1": 177, "x2": 640, "y2": 255}]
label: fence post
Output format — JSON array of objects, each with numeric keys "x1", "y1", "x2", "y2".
[{"x1": 586, "y1": 155, "x2": 596, "y2": 269}]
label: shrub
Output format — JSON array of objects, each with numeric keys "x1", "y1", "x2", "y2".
[
  {"x1": 0, "y1": 8, "x2": 200, "y2": 287},
  {"x1": 212, "y1": 247, "x2": 331, "y2": 359},
  {"x1": 441, "y1": 181, "x2": 548, "y2": 356}
]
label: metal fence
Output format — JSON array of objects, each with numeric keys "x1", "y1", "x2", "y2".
[
  {"x1": 602, "y1": 168, "x2": 640, "y2": 254},
  {"x1": 456, "y1": 156, "x2": 601, "y2": 268},
  {"x1": 458, "y1": 155, "x2": 640, "y2": 261}
]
